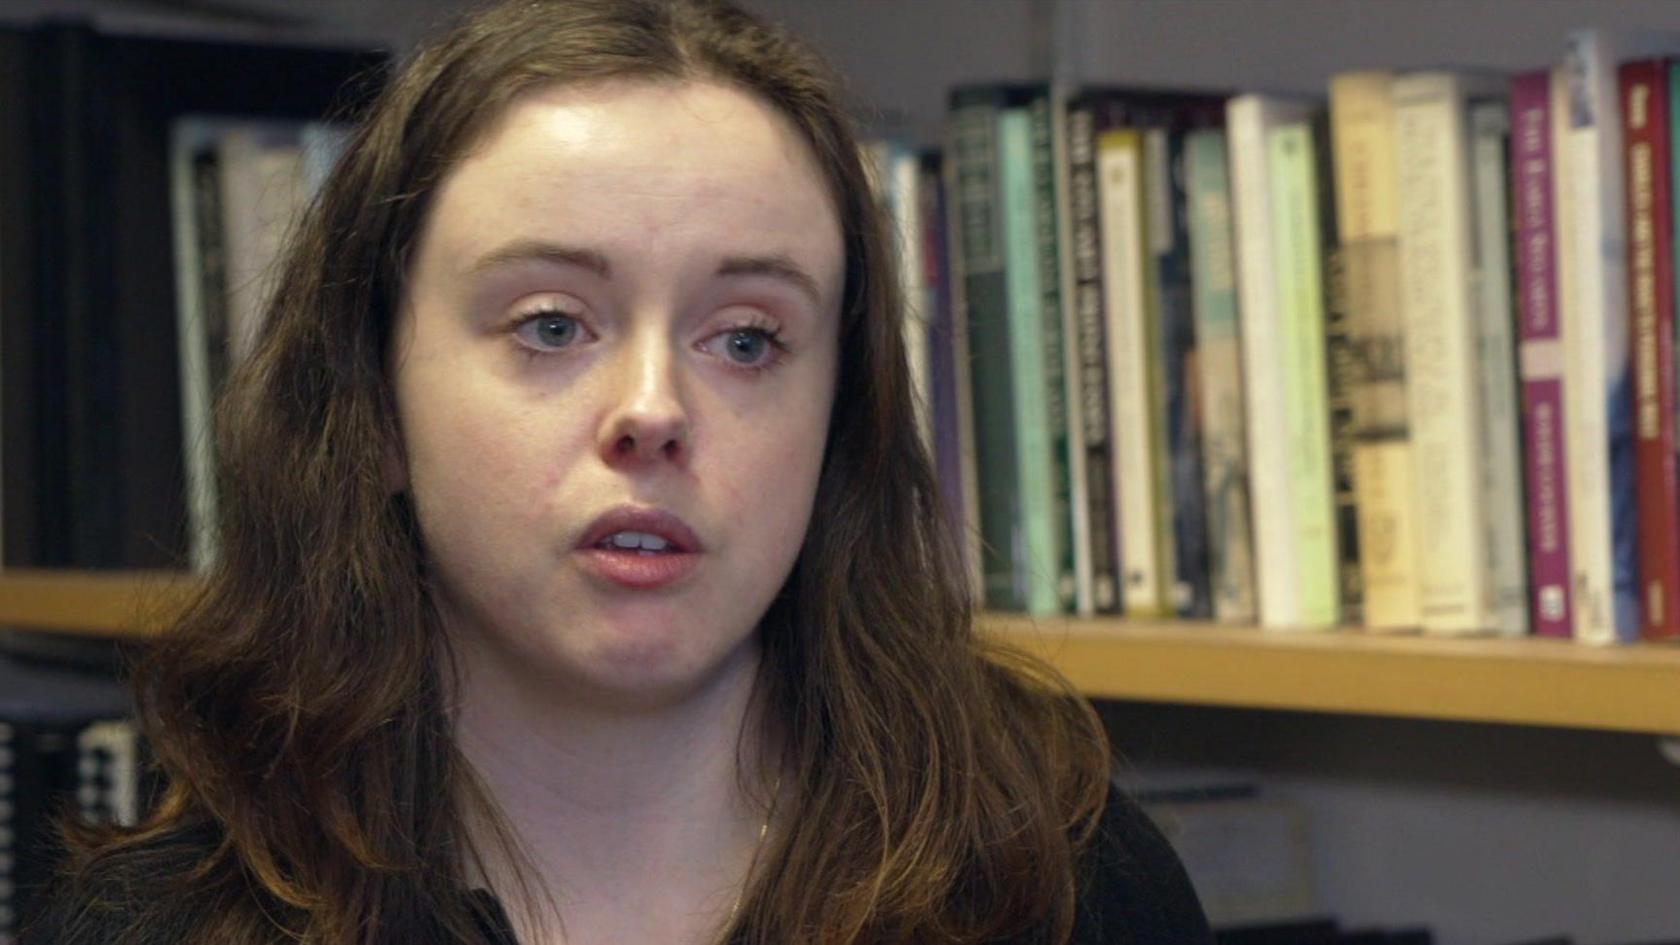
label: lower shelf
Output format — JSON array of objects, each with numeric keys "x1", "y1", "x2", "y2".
[{"x1": 5, "y1": 570, "x2": 1680, "y2": 735}]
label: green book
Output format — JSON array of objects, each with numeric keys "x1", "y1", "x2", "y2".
[{"x1": 1000, "y1": 107, "x2": 1060, "y2": 616}]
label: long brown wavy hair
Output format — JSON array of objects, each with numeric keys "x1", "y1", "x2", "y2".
[{"x1": 50, "y1": 1, "x2": 1111, "y2": 943}]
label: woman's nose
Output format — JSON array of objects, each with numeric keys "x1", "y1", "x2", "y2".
[{"x1": 596, "y1": 333, "x2": 691, "y2": 468}]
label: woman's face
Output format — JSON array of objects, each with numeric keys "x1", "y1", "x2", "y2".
[{"x1": 392, "y1": 79, "x2": 843, "y2": 709}]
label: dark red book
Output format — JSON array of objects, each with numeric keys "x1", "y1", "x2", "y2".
[{"x1": 1619, "y1": 58, "x2": 1680, "y2": 640}]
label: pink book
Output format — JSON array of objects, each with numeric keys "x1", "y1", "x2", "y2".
[{"x1": 1511, "y1": 70, "x2": 1573, "y2": 638}]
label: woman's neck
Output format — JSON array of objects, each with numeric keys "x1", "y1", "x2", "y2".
[{"x1": 451, "y1": 634, "x2": 779, "y2": 945}]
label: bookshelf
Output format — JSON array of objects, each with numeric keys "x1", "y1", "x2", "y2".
[
  {"x1": 8, "y1": 570, "x2": 1680, "y2": 736},
  {"x1": 6, "y1": 3, "x2": 1680, "y2": 942}
]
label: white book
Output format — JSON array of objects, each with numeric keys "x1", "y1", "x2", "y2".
[
  {"x1": 219, "y1": 124, "x2": 309, "y2": 369},
  {"x1": 169, "y1": 118, "x2": 240, "y2": 573},
  {"x1": 1227, "y1": 94, "x2": 1316, "y2": 629},
  {"x1": 1559, "y1": 31, "x2": 1680, "y2": 643},
  {"x1": 1469, "y1": 101, "x2": 1531, "y2": 637},
  {"x1": 1392, "y1": 71, "x2": 1500, "y2": 634},
  {"x1": 1097, "y1": 129, "x2": 1166, "y2": 616}
]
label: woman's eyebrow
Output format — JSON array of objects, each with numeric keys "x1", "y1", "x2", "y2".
[
  {"x1": 464, "y1": 240, "x2": 825, "y2": 309},
  {"x1": 466, "y1": 239, "x2": 611, "y2": 279},
  {"x1": 716, "y1": 254, "x2": 825, "y2": 310}
]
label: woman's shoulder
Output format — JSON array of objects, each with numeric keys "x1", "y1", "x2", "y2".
[
  {"x1": 20, "y1": 819, "x2": 238, "y2": 945},
  {"x1": 1066, "y1": 780, "x2": 1214, "y2": 945}
]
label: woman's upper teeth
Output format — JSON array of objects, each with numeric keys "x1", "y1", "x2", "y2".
[{"x1": 604, "y1": 531, "x2": 670, "y2": 551}]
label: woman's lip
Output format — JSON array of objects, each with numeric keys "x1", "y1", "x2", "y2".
[
  {"x1": 575, "y1": 547, "x2": 702, "y2": 589},
  {"x1": 577, "y1": 505, "x2": 703, "y2": 553}
]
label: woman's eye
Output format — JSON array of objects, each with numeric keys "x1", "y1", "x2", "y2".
[
  {"x1": 704, "y1": 326, "x2": 783, "y2": 370},
  {"x1": 514, "y1": 312, "x2": 584, "y2": 350},
  {"x1": 724, "y1": 329, "x2": 771, "y2": 365}
]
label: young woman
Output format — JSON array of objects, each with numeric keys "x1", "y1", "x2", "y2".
[{"x1": 28, "y1": 1, "x2": 1210, "y2": 943}]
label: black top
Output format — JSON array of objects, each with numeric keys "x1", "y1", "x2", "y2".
[
  {"x1": 464, "y1": 783, "x2": 1212, "y2": 945},
  {"x1": 25, "y1": 782, "x2": 1210, "y2": 945}
]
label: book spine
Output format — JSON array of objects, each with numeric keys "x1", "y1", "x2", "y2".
[
  {"x1": 1186, "y1": 128, "x2": 1258, "y2": 623},
  {"x1": 1621, "y1": 59, "x2": 1680, "y2": 640},
  {"x1": 1469, "y1": 101, "x2": 1532, "y2": 637},
  {"x1": 948, "y1": 91, "x2": 1025, "y2": 610},
  {"x1": 1000, "y1": 108, "x2": 1061, "y2": 616},
  {"x1": 1329, "y1": 72, "x2": 1422, "y2": 630},
  {"x1": 1511, "y1": 71, "x2": 1574, "y2": 637},
  {"x1": 1030, "y1": 92, "x2": 1078, "y2": 612},
  {"x1": 1394, "y1": 73, "x2": 1492, "y2": 634},
  {"x1": 1315, "y1": 110, "x2": 1364, "y2": 626},
  {"x1": 1229, "y1": 95, "x2": 1302, "y2": 628},
  {"x1": 1067, "y1": 103, "x2": 1123, "y2": 613},
  {"x1": 1049, "y1": 89, "x2": 1096, "y2": 616},
  {"x1": 1148, "y1": 128, "x2": 1209, "y2": 618},
  {"x1": 1099, "y1": 128, "x2": 1167, "y2": 616},
  {"x1": 1563, "y1": 32, "x2": 1642, "y2": 643},
  {"x1": 1268, "y1": 120, "x2": 1340, "y2": 629}
]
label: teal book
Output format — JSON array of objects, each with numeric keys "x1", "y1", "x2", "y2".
[
  {"x1": 1000, "y1": 107, "x2": 1061, "y2": 616},
  {"x1": 948, "y1": 86, "x2": 1024, "y2": 611}
]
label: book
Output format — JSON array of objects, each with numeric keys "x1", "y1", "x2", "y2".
[
  {"x1": 1559, "y1": 30, "x2": 1677, "y2": 643},
  {"x1": 1266, "y1": 116, "x2": 1340, "y2": 629},
  {"x1": 1000, "y1": 105, "x2": 1063, "y2": 616},
  {"x1": 1148, "y1": 127, "x2": 1212, "y2": 618},
  {"x1": 1186, "y1": 128, "x2": 1258, "y2": 624},
  {"x1": 948, "y1": 85, "x2": 1029, "y2": 612},
  {"x1": 1098, "y1": 127, "x2": 1169, "y2": 616},
  {"x1": 1063, "y1": 98, "x2": 1123, "y2": 613},
  {"x1": 1511, "y1": 70, "x2": 1574, "y2": 638},
  {"x1": 1029, "y1": 91, "x2": 1080, "y2": 613},
  {"x1": 1392, "y1": 71, "x2": 1502, "y2": 634},
  {"x1": 1228, "y1": 93, "x2": 1326, "y2": 629},
  {"x1": 1619, "y1": 58, "x2": 1680, "y2": 641},
  {"x1": 1328, "y1": 72, "x2": 1421, "y2": 632},
  {"x1": 1314, "y1": 110, "x2": 1364, "y2": 627},
  {"x1": 1468, "y1": 101, "x2": 1532, "y2": 638}
]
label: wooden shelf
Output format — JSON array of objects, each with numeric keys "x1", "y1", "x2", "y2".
[
  {"x1": 986, "y1": 613, "x2": 1680, "y2": 736},
  {"x1": 8, "y1": 571, "x2": 1680, "y2": 735},
  {"x1": 0, "y1": 570, "x2": 191, "y2": 639}
]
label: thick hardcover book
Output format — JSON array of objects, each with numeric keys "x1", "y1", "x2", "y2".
[
  {"x1": 1511, "y1": 70, "x2": 1574, "y2": 638},
  {"x1": 949, "y1": 86, "x2": 1028, "y2": 611},
  {"x1": 1148, "y1": 128, "x2": 1211, "y2": 618},
  {"x1": 1560, "y1": 31, "x2": 1677, "y2": 643},
  {"x1": 1328, "y1": 72, "x2": 1421, "y2": 631},
  {"x1": 1620, "y1": 59, "x2": 1680, "y2": 640},
  {"x1": 1266, "y1": 119, "x2": 1340, "y2": 629},
  {"x1": 1186, "y1": 129, "x2": 1258, "y2": 624},
  {"x1": 1469, "y1": 102, "x2": 1532, "y2": 638},
  {"x1": 1392, "y1": 72, "x2": 1500, "y2": 634}
]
